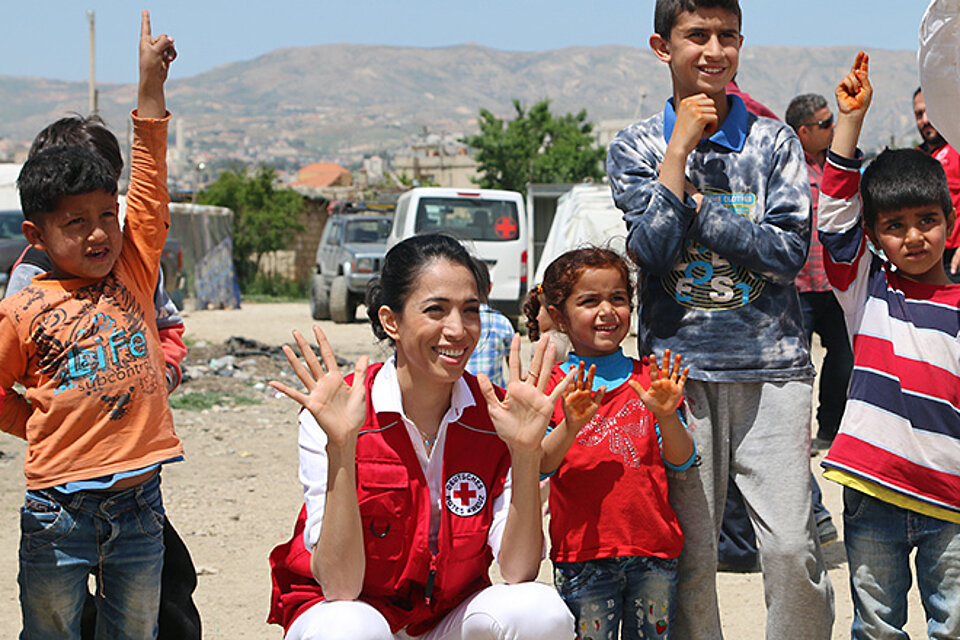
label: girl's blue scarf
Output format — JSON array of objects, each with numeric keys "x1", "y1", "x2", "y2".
[{"x1": 559, "y1": 348, "x2": 633, "y2": 391}]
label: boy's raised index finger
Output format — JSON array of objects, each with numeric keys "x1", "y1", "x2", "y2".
[{"x1": 141, "y1": 10, "x2": 152, "y2": 40}]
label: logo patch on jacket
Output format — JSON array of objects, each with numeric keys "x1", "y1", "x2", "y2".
[{"x1": 445, "y1": 472, "x2": 486, "y2": 517}]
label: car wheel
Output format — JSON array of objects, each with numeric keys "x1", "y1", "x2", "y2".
[
  {"x1": 309, "y1": 274, "x2": 330, "y2": 320},
  {"x1": 329, "y1": 275, "x2": 356, "y2": 323}
]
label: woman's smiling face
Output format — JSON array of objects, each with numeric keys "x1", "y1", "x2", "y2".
[{"x1": 391, "y1": 258, "x2": 483, "y2": 385}]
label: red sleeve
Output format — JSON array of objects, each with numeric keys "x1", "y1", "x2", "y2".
[
  {"x1": 159, "y1": 323, "x2": 187, "y2": 368},
  {"x1": 158, "y1": 323, "x2": 187, "y2": 392}
]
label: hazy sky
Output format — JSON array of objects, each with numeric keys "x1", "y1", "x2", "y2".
[{"x1": 0, "y1": 1, "x2": 932, "y2": 83}]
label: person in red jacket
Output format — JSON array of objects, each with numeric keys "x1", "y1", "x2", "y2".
[
  {"x1": 914, "y1": 87, "x2": 960, "y2": 282},
  {"x1": 268, "y1": 234, "x2": 576, "y2": 640}
]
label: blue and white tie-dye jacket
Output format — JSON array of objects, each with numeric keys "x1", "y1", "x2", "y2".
[{"x1": 608, "y1": 95, "x2": 814, "y2": 382}]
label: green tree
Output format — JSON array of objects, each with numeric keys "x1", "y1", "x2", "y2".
[
  {"x1": 464, "y1": 99, "x2": 605, "y2": 195},
  {"x1": 198, "y1": 166, "x2": 304, "y2": 291}
]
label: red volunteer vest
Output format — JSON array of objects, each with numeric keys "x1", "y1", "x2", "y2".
[
  {"x1": 268, "y1": 364, "x2": 510, "y2": 635},
  {"x1": 546, "y1": 361, "x2": 684, "y2": 561}
]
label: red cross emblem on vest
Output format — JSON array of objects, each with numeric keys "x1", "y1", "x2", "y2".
[
  {"x1": 444, "y1": 471, "x2": 487, "y2": 517},
  {"x1": 494, "y1": 215, "x2": 518, "y2": 240}
]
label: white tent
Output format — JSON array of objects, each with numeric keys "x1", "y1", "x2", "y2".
[{"x1": 533, "y1": 183, "x2": 628, "y2": 283}]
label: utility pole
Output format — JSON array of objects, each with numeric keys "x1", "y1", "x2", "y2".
[{"x1": 87, "y1": 10, "x2": 98, "y2": 116}]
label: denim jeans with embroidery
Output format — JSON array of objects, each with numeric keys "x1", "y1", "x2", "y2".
[
  {"x1": 19, "y1": 473, "x2": 165, "y2": 640},
  {"x1": 553, "y1": 555, "x2": 678, "y2": 640},
  {"x1": 843, "y1": 487, "x2": 960, "y2": 639}
]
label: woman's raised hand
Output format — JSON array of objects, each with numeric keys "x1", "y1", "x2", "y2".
[
  {"x1": 270, "y1": 326, "x2": 369, "y2": 447},
  {"x1": 478, "y1": 334, "x2": 573, "y2": 454}
]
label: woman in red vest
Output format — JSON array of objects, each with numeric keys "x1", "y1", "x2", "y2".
[{"x1": 268, "y1": 234, "x2": 576, "y2": 639}]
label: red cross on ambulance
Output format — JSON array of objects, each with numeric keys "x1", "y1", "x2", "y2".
[{"x1": 494, "y1": 215, "x2": 518, "y2": 240}]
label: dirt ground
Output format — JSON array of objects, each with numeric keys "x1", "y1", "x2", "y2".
[{"x1": 0, "y1": 301, "x2": 927, "y2": 638}]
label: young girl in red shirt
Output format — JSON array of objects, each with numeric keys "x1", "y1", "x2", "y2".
[{"x1": 526, "y1": 247, "x2": 696, "y2": 640}]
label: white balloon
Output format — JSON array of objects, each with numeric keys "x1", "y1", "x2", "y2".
[{"x1": 919, "y1": 0, "x2": 960, "y2": 147}]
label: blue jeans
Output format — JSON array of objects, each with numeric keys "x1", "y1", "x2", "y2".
[
  {"x1": 553, "y1": 556, "x2": 678, "y2": 639},
  {"x1": 843, "y1": 487, "x2": 960, "y2": 639},
  {"x1": 19, "y1": 473, "x2": 166, "y2": 640}
]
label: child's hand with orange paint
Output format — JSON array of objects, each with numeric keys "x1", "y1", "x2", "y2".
[{"x1": 830, "y1": 51, "x2": 873, "y2": 159}]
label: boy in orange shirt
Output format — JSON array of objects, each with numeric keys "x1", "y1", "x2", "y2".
[{"x1": 0, "y1": 12, "x2": 184, "y2": 638}]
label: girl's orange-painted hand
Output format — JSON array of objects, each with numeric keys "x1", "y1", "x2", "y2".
[
  {"x1": 836, "y1": 51, "x2": 872, "y2": 115},
  {"x1": 561, "y1": 361, "x2": 606, "y2": 431},
  {"x1": 628, "y1": 349, "x2": 689, "y2": 420}
]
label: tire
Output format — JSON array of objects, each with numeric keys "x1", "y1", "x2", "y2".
[
  {"x1": 309, "y1": 274, "x2": 330, "y2": 320},
  {"x1": 329, "y1": 275, "x2": 357, "y2": 323}
]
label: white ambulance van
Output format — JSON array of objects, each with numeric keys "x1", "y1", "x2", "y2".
[{"x1": 387, "y1": 187, "x2": 529, "y2": 318}]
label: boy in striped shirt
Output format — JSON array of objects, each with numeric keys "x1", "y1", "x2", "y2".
[{"x1": 819, "y1": 52, "x2": 960, "y2": 638}]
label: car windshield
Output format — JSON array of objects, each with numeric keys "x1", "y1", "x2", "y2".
[
  {"x1": 0, "y1": 211, "x2": 24, "y2": 240},
  {"x1": 344, "y1": 218, "x2": 391, "y2": 244},
  {"x1": 414, "y1": 197, "x2": 519, "y2": 242}
]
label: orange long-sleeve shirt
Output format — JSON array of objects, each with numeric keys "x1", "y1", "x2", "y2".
[{"x1": 0, "y1": 113, "x2": 183, "y2": 489}]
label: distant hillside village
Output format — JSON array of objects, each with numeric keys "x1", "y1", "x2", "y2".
[
  {"x1": 0, "y1": 43, "x2": 926, "y2": 204},
  {"x1": 0, "y1": 117, "x2": 628, "y2": 202}
]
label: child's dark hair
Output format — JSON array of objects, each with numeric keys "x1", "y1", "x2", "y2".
[
  {"x1": 29, "y1": 115, "x2": 123, "y2": 180},
  {"x1": 522, "y1": 288, "x2": 544, "y2": 340},
  {"x1": 18, "y1": 146, "x2": 118, "y2": 221},
  {"x1": 860, "y1": 148, "x2": 952, "y2": 229},
  {"x1": 473, "y1": 257, "x2": 491, "y2": 303},
  {"x1": 654, "y1": 0, "x2": 742, "y2": 37},
  {"x1": 524, "y1": 247, "x2": 634, "y2": 341},
  {"x1": 366, "y1": 234, "x2": 484, "y2": 345}
]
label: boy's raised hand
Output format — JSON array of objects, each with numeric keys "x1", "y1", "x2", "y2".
[
  {"x1": 628, "y1": 349, "x2": 688, "y2": 420},
  {"x1": 672, "y1": 94, "x2": 719, "y2": 155},
  {"x1": 138, "y1": 10, "x2": 176, "y2": 118},
  {"x1": 836, "y1": 51, "x2": 871, "y2": 115},
  {"x1": 660, "y1": 94, "x2": 716, "y2": 206},
  {"x1": 831, "y1": 51, "x2": 871, "y2": 159}
]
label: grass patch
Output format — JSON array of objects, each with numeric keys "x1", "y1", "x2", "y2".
[
  {"x1": 242, "y1": 274, "x2": 308, "y2": 303},
  {"x1": 170, "y1": 391, "x2": 263, "y2": 411}
]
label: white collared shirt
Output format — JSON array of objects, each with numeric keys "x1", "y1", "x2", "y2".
[{"x1": 298, "y1": 356, "x2": 510, "y2": 560}]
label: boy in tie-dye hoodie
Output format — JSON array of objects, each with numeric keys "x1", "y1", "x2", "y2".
[{"x1": 606, "y1": 1, "x2": 833, "y2": 638}]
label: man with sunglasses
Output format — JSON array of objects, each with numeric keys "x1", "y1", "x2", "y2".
[
  {"x1": 914, "y1": 87, "x2": 960, "y2": 282},
  {"x1": 786, "y1": 93, "x2": 852, "y2": 458}
]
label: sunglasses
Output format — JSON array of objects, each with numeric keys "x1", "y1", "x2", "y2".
[{"x1": 802, "y1": 115, "x2": 834, "y2": 130}]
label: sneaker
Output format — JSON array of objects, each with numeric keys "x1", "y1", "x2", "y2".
[{"x1": 817, "y1": 518, "x2": 839, "y2": 547}]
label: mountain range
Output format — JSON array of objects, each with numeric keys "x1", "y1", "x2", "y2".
[{"x1": 0, "y1": 43, "x2": 923, "y2": 167}]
